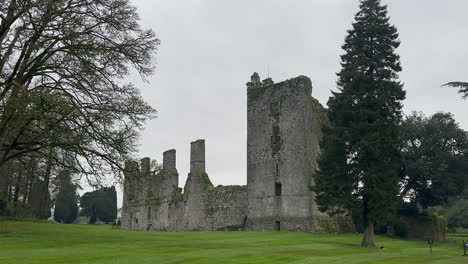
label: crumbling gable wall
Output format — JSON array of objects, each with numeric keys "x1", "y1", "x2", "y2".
[{"x1": 121, "y1": 140, "x2": 247, "y2": 231}]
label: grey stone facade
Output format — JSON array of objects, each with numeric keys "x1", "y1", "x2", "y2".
[
  {"x1": 122, "y1": 140, "x2": 247, "y2": 231},
  {"x1": 246, "y1": 74, "x2": 327, "y2": 232},
  {"x1": 121, "y1": 73, "x2": 353, "y2": 232}
]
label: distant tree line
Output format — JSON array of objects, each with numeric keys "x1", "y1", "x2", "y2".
[{"x1": 0, "y1": 155, "x2": 54, "y2": 218}]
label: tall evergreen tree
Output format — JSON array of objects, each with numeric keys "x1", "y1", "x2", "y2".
[
  {"x1": 443, "y1": 82, "x2": 468, "y2": 99},
  {"x1": 314, "y1": 0, "x2": 406, "y2": 247},
  {"x1": 80, "y1": 187, "x2": 117, "y2": 223},
  {"x1": 53, "y1": 170, "x2": 79, "y2": 224}
]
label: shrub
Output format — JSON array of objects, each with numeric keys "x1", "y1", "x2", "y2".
[
  {"x1": 0, "y1": 199, "x2": 5, "y2": 215},
  {"x1": 397, "y1": 203, "x2": 419, "y2": 217},
  {"x1": 444, "y1": 199, "x2": 468, "y2": 229},
  {"x1": 394, "y1": 220, "x2": 409, "y2": 238}
]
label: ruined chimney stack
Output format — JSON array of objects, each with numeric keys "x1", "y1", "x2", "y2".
[
  {"x1": 190, "y1": 139, "x2": 205, "y2": 174},
  {"x1": 140, "y1": 157, "x2": 151, "y2": 174},
  {"x1": 163, "y1": 149, "x2": 176, "y2": 170}
]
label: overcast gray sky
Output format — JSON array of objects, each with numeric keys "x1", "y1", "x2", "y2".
[{"x1": 111, "y1": 0, "x2": 468, "y2": 206}]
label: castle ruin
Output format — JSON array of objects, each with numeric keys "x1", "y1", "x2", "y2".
[{"x1": 121, "y1": 73, "x2": 353, "y2": 232}]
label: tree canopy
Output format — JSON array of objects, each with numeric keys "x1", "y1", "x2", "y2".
[
  {"x1": 0, "y1": 0, "x2": 159, "y2": 184},
  {"x1": 401, "y1": 112, "x2": 468, "y2": 207},
  {"x1": 53, "y1": 170, "x2": 80, "y2": 224},
  {"x1": 79, "y1": 186, "x2": 117, "y2": 223}
]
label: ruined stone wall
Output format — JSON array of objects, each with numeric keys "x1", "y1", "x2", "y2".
[
  {"x1": 122, "y1": 73, "x2": 352, "y2": 233},
  {"x1": 246, "y1": 73, "x2": 327, "y2": 232},
  {"x1": 203, "y1": 185, "x2": 247, "y2": 230},
  {"x1": 121, "y1": 140, "x2": 247, "y2": 231}
]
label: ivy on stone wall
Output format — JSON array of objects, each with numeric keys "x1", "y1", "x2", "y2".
[{"x1": 200, "y1": 172, "x2": 214, "y2": 189}]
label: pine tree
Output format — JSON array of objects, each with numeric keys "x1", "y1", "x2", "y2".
[
  {"x1": 314, "y1": 0, "x2": 406, "y2": 247},
  {"x1": 443, "y1": 82, "x2": 468, "y2": 99}
]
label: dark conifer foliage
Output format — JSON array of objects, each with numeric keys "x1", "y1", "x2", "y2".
[
  {"x1": 444, "y1": 82, "x2": 468, "y2": 99},
  {"x1": 53, "y1": 170, "x2": 79, "y2": 224},
  {"x1": 314, "y1": 0, "x2": 406, "y2": 247},
  {"x1": 80, "y1": 187, "x2": 117, "y2": 223}
]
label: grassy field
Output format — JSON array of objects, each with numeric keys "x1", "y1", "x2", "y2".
[{"x1": 0, "y1": 221, "x2": 467, "y2": 264}]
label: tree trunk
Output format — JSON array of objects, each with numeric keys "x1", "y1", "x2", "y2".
[
  {"x1": 12, "y1": 167, "x2": 23, "y2": 216},
  {"x1": 0, "y1": 160, "x2": 12, "y2": 201},
  {"x1": 23, "y1": 157, "x2": 37, "y2": 204},
  {"x1": 361, "y1": 223, "x2": 376, "y2": 248},
  {"x1": 13, "y1": 169, "x2": 22, "y2": 203},
  {"x1": 7, "y1": 179, "x2": 13, "y2": 201},
  {"x1": 0, "y1": 162, "x2": 7, "y2": 200},
  {"x1": 39, "y1": 157, "x2": 53, "y2": 218}
]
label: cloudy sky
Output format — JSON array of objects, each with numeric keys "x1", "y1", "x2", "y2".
[{"x1": 112, "y1": 0, "x2": 468, "y2": 206}]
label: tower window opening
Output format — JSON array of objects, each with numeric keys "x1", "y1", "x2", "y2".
[{"x1": 275, "y1": 182, "x2": 282, "y2": 196}]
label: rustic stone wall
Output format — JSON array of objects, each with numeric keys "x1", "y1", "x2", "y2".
[
  {"x1": 203, "y1": 185, "x2": 247, "y2": 231},
  {"x1": 121, "y1": 140, "x2": 247, "y2": 231},
  {"x1": 247, "y1": 74, "x2": 327, "y2": 231}
]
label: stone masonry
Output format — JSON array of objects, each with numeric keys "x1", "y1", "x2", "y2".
[
  {"x1": 121, "y1": 73, "x2": 353, "y2": 232},
  {"x1": 122, "y1": 140, "x2": 247, "y2": 231},
  {"x1": 246, "y1": 73, "x2": 326, "y2": 231}
]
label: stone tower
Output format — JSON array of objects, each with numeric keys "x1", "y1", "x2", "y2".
[
  {"x1": 246, "y1": 73, "x2": 326, "y2": 231},
  {"x1": 184, "y1": 139, "x2": 211, "y2": 194},
  {"x1": 183, "y1": 139, "x2": 213, "y2": 230}
]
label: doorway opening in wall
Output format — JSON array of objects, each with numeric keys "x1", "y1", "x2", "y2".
[
  {"x1": 275, "y1": 182, "x2": 282, "y2": 196},
  {"x1": 275, "y1": 221, "x2": 281, "y2": 231}
]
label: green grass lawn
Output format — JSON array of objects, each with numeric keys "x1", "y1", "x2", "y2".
[{"x1": 0, "y1": 221, "x2": 467, "y2": 264}]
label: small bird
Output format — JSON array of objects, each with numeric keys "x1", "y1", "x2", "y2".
[{"x1": 380, "y1": 246, "x2": 385, "y2": 249}]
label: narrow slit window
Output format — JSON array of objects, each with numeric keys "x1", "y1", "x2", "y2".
[{"x1": 275, "y1": 183, "x2": 282, "y2": 196}]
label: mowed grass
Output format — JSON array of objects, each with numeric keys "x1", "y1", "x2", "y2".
[{"x1": 0, "y1": 221, "x2": 467, "y2": 264}]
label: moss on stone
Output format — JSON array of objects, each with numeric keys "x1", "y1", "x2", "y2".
[
  {"x1": 145, "y1": 189, "x2": 160, "y2": 206},
  {"x1": 271, "y1": 142, "x2": 282, "y2": 156},
  {"x1": 203, "y1": 185, "x2": 247, "y2": 217},
  {"x1": 248, "y1": 75, "x2": 313, "y2": 104},
  {"x1": 310, "y1": 97, "x2": 328, "y2": 126},
  {"x1": 171, "y1": 186, "x2": 183, "y2": 203},
  {"x1": 200, "y1": 172, "x2": 214, "y2": 189},
  {"x1": 247, "y1": 85, "x2": 269, "y2": 103},
  {"x1": 294, "y1": 75, "x2": 313, "y2": 96},
  {"x1": 169, "y1": 169, "x2": 179, "y2": 177}
]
